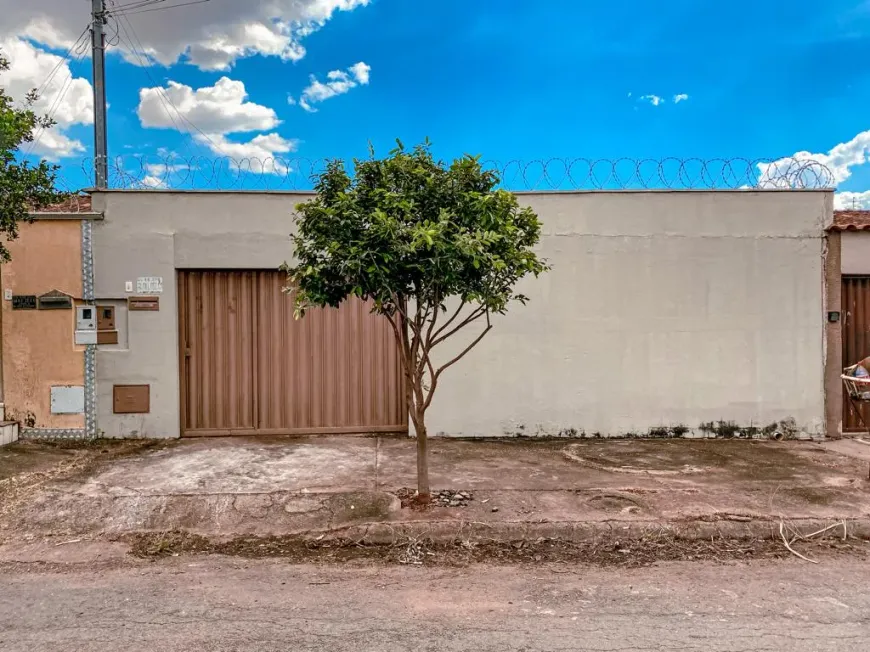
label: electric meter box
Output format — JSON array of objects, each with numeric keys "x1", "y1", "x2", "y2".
[
  {"x1": 75, "y1": 305, "x2": 98, "y2": 344},
  {"x1": 76, "y1": 306, "x2": 97, "y2": 330}
]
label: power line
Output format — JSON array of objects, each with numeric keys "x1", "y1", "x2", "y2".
[
  {"x1": 25, "y1": 25, "x2": 91, "y2": 157},
  {"x1": 31, "y1": 25, "x2": 90, "y2": 98},
  {"x1": 109, "y1": 5, "x2": 226, "y2": 158},
  {"x1": 26, "y1": 66, "x2": 80, "y2": 157},
  {"x1": 115, "y1": 8, "x2": 228, "y2": 155},
  {"x1": 109, "y1": 0, "x2": 211, "y2": 17},
  {"x1": 111, "y1": 21, "x2": 192, "y2": 143},
  {"x1": 106, "y1": 0, "x2": 166, "y2": 12}
]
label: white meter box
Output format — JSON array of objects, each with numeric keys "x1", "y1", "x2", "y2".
[{"x1": 50, "y1": 386, "x2": 85, "y2": 414}]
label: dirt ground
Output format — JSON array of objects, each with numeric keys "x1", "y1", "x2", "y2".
[
  {"x1": 0, "y1": 439, "x2": 168, "y2": 521},
  {"x1": 3, "y1": 435, "x2": 870, "y2": 565},
  {"x1": 125, "y1": 525, "x2": 869, "y2": 568}
]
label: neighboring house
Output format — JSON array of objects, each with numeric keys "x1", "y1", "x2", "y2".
[
  {"x1": 0, "y1": 195, "x2": 102, "y2": 439},
  {"x1": 1, "y1": 188, "x2": 843, "y2": 442},
  {"x1": 827, "y1": 210, "x2": 870, "y2": 433}
]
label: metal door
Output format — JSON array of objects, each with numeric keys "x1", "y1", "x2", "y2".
[
  {"x1": 842, "y1": 276, "x2": 870, "y2": 432},
  {"x1": 178, "y1": 270, "x2": 407, "y2": 436}
]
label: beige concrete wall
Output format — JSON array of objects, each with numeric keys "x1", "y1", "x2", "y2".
[
  {"x1": 91, "y1": 189, "x2": 831, "y2": 439},
  {"x1": 90, "y1": 191, "x2": 301, "y2": 438},
  {"x1": 429, "y1": 191, "x2": 830, "y2": 437},
  {"x1": 841, "y1": 232, "x2": 870, "y2": 275},
  {"x1": 1, "y1": 220, "x2": 84, "y2": 429}
]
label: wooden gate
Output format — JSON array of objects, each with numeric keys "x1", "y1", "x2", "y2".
[
  {"x1": 178, "y1": 270, "x2": 407, "y2": 436},
  {"x1": 842, "y1": 276, "x2": 870, "y2": 432}
]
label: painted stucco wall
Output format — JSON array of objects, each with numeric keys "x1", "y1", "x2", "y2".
[
  {"x1": 1, "y1": 220, "x2": 84, "y2": 429},
  {"x1": 429, "y1": 191, "x2": 830, "y2": 438},
  {"x1": 90, "y1": 191, "x2": 300, "y2": 438},
  {"x1": 90, "y1": 190, "x2": 831, "y2": 439},
  {"x1": 841, "y1": 232, "x2": 870, "y2": 275}
]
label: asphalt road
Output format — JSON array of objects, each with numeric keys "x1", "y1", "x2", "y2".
[{"x1": 1, "y1": 556, "x2": 868, "y2": 651}]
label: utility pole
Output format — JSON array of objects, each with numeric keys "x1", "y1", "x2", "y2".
[{"x1": 91, "y1": 0, "x2": 108, "y2": 188}]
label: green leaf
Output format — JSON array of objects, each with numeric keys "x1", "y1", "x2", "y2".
[{"x1": 284, "y1": 138, "x2": 549, "y2": 375}]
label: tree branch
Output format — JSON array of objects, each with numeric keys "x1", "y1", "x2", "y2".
[
  {"x1": 431, "y1": 305, "x2": 487, "y2": 348},
  {"x1": 383, "y1": 311, "x2": 404, "y2": 359},
  {"x1": 417, "y1": 294, "x2": 441, "y2": 378},
  {"x1": 431, "y1": 300, "x2": 465, "y2": 341}
]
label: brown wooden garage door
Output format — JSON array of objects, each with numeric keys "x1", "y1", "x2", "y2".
[
  {"x1": 842, "y1": 276, "x2": 870, "y2": 432},
  {"x1": 178, "y1": 270, "x2": 407, "y2": 436}
]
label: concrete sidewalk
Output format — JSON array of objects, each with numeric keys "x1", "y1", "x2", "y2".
[{"x1": 3, "y1": 435, "x2": 870, "y2": 548}]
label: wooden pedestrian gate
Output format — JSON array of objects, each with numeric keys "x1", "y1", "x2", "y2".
[
  {"x1": 842, "y1": 276, "x2": 870, "y2": 432},
  {"x1": 177, "y1": 270, "x2": 407, "y2": 436}
]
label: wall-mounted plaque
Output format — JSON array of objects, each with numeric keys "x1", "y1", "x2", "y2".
[
  {"x1": 12, "y1": 295, "x2": 36, "y2": 310},
  {"x1": 128, "y1": 296, "x2": 159, "y2": 311},
  {"x1": 113, "y1": 385, "x2": 150, "y2": 414},
  {"x1": 38, "y1": 290, "x2": 73, "y2": 310}
]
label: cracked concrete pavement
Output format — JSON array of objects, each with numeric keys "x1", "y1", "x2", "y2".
[
  {"x1": 1, "y1": 556, "x2": 869, "y2": 651},
  {"x1": 3, "y1": 435, "x2": 870, "y2": 543}
]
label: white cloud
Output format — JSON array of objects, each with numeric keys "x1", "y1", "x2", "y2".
[
  {"x1": 138, "y1": 163, "x2": 190, "y2": 189},
  {"x1": 140, "y1": 174, "x2": 167, "y2": 189},
  {"x1": 298, "y1": 61, "x2": 371, "y2": 112},
  {"x1": 758, "y1": 129, "x2": 870, "y2": 189},
  {"x1": 0, "y1": 0, "x2": 371, "y2": 71},
  {"x1": 835, "y1": 190, "x2": 870, "y2": 210},
  {"x1": 0, "y1": 37, "x2": 93, "y2": 159},
  {"x1": 138, "y1": 77, "x2": 280, "y2": 134},
  {"x1": 635, "y1": 93, "x2": 689, "y2": 106},
  {"x1": 349, "y1": 61, "x2": 371, "y2": 84},
  {"x1": 29, "y1": 130, "x2": 86, "y2": 159},
  {"x1": 640, "y1": 94, "x2": 664, "y2": 106},
  {"x1": 195, "y1": 133, "x2": 299, "y2": 174},
  {"x1": 137, "y1": 77, "x2": 296, "y2": 173}
]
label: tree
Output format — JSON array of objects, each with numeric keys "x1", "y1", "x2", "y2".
[
  {"x1": 283, "y1": 141, "x2": 549, "y2": 498},
  {"x1": 0, "y1": 51, "x2": 67, "y2": 262}
]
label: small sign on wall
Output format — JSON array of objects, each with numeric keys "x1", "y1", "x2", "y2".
[
  {"x1": 128, "y1": 296, "x2": 159, "y2": 311},
  {"x1": 38, "y1": 290, "x2": 73, "y2": 310},
  {"x1": 113, "y1": 385, "x2": 150, "y2": 414},
  {"x1": 12, "y1": 295, "x2": 36, "y2": 310},
  {"x1": 136, "y1": 277, "x2": 163, "y2": 294}
]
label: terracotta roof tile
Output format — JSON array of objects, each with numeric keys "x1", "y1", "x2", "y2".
[
  {"x1": 831, "y1": 210, "x2": 870, "y2": 232},
  {"x1": 32, "y1": 195, "x2": 92, "y2": 214}
]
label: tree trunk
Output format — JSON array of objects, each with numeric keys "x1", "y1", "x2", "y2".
[{"x1": 414, "y1": 419, "x2": 430, "y2": 498}]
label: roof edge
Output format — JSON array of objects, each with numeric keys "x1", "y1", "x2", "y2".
[
  {"x1": 85, "y1": 187, "x2": 835, "y2": 196},
  {"x1": 29, "y1": 212, "x2": 103, "y2": 220}
]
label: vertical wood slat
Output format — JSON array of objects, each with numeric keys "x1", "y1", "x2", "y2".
[
  {"x1": 842, "y1": 276, "x2": 870, "y2": 432},
  {"x1": 179, "y1": 270, "x2": 407, "y2": 436}
]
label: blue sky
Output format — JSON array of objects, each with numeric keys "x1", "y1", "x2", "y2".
[{"x1": 2, "y1": 0, "x2": 870, "y2": 202}]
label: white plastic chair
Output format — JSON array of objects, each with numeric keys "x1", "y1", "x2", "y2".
[{"x1": 842, "y1": 364, "x2": 870, "y2": 435}]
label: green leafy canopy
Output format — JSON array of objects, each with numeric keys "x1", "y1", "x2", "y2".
[
  {"x1": 0, "y1": 51, "x2": 67, "y2": 262},
  {"x1": 284, "y1": 140, "x2": 549, "y2": 318}
]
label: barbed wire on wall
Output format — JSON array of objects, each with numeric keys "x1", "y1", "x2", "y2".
[{"x1": 60, "y1": 155, "x2": 836, "y2": 194}]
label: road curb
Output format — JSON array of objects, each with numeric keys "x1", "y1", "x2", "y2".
[{"x1": 310, "y1": 516, "x2": 870, "y2": 545}]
